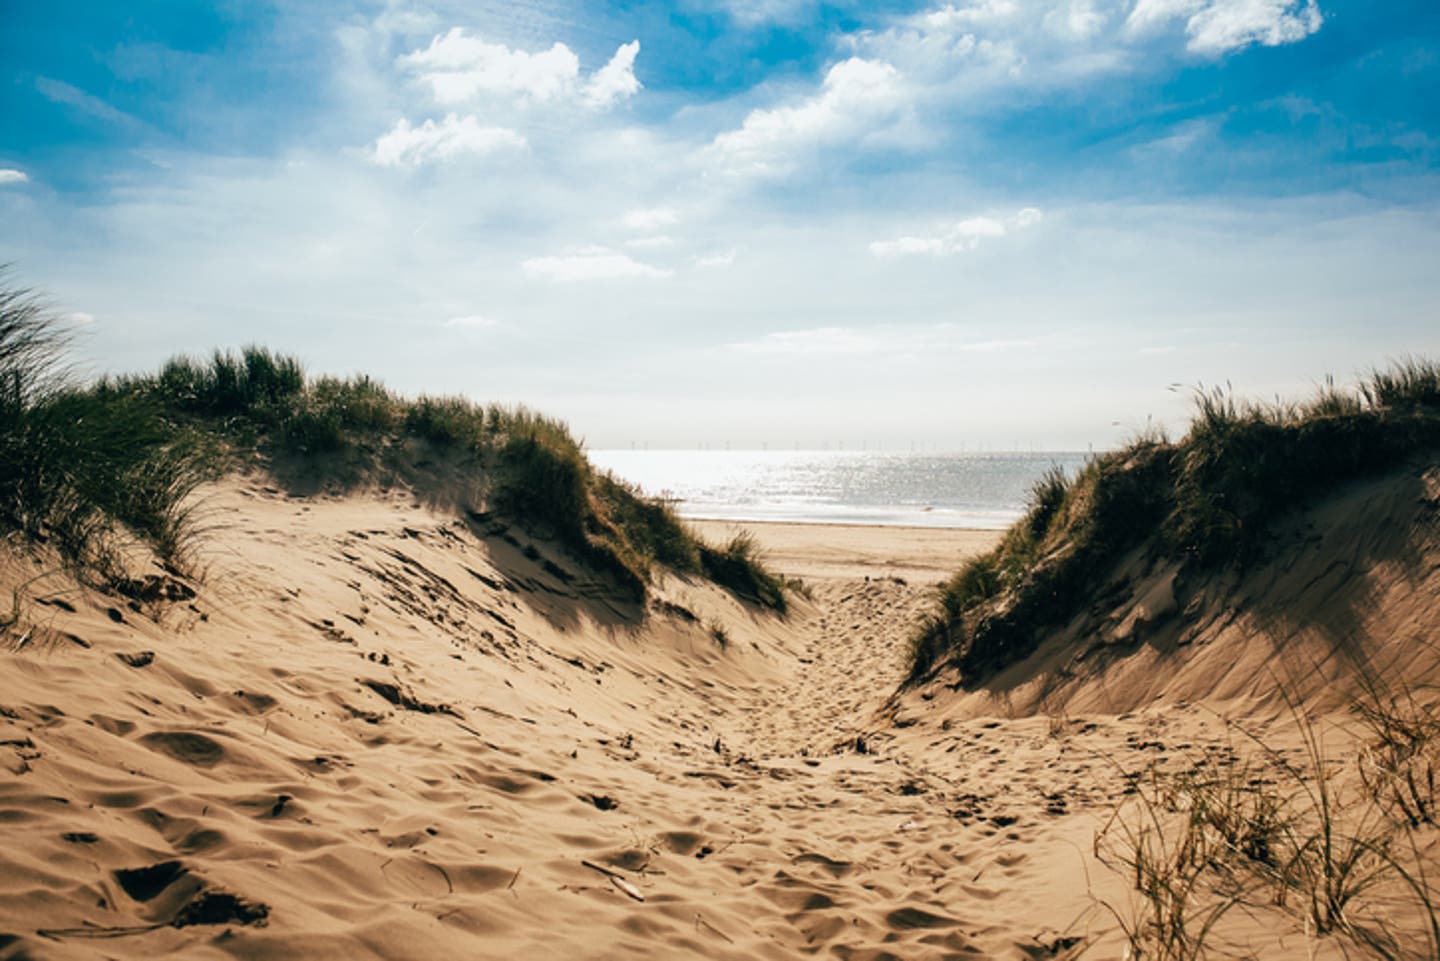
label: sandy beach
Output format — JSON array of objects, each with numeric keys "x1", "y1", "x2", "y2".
[
  {"x1": 3, "y1": 467, "x2": 1439, "y2": 959},
  {"x1": 689, "y1": 518, "x2": 1002, "y2": 584}
]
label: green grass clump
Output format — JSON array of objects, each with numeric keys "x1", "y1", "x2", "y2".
[
  {"x1": 1098, "y1": 678, "x2": 1440, "y2": 959},
  {"x1": 699, "y1": 531, "x2": 789, "y2": 614},
  {"x1": 0, "y1": 273, "x2": 788, "y2": 613},
  {"x1": 0, "y1": 272, "x2": 205, "y2": 580},
  {"x1": 909, "y1": 361, "x2": 1440, "y2": 685},
  {"x1": 404, "y1": 395, "x2": 489, "y2": 450},
  {"x1": 153, "y1": 347, "x2": 305, "y2": 417}
]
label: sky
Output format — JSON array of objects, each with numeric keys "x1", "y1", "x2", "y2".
[{"x1": 1, "y1": 0, "x2": 1437, "y2": 450}]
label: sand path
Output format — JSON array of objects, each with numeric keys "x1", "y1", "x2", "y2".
[{"x1": 0, "y1": 496, "x2": 1303, "y2": 960}]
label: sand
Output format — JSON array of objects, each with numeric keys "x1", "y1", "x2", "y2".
[
  {"x1": 689, "y1": 519, "x2": 1002, "y2": 584},
  {"x1": 2, "y1": 472, "x2": 1438, "y2": 959}
]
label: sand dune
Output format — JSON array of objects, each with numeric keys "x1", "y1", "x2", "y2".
[{"x1": 3, "y1": 467, "x2": 1439, "y2": 959}]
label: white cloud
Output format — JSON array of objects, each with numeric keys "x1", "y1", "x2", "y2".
[
  {"x1": 522, "y1": 247, "x2": 673, "y2": 282},
  {"x1": 402, "y1": 29, "x2": 579, "y2": 103},
  {"x1": 1045, "y1": 0, "x2": 1109, "y2": 39},
  {"x1": 708, "y1": 57, "x2": 908, "y2": 176},
  {"x1": 870, "y1": 207, "x2": 1041, "y2": 258},
  {"x1": 623, "y1": 207, "x2": 679, "y2": 230},
  {"x1": 848, "y1": 0, "x2": 1322, "y2": 107},
  {"x1": 1013, "y1": 206, "x2": 1044, "y2": 228},
  {"x1": 695, "y1": 249, "x2": 737, "y2": 268},
  {"x1": 400, "y1": 28, "x2": 641, "y2": 109},
  {"x1": 854, "y1": 7, "x2": 1029, "y2": 88},
  {"x1": 917, "y1": 1, "x2": 1020, "y2": 30},
  {"x1": 584, "y1": 41, "x2": 641, "y2": 108},
  {"x1": 443, "y1": 314, "x2": 499, "y2": 329},
  {"x1": 372, "y1": 114, "x2": 526, "y2": 166},
  {"x1": 1126, "y1": 0, "x2": 1323, "y2": 55},
  {"x1": 0, "y1": 169, "x2": 28, "y2": 185},
  {"x1": 67, "y1": 311, "x2": 95, "y2": 326}
]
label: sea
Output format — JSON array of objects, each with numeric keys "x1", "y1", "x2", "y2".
[{"x1": 587, "y1": 450, "x2": 1093, "y2": 530}]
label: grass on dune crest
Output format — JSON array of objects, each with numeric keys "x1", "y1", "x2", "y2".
[
  {"x1": 908, "y1": 358, "x2": 1440, "y2": 686},
  {"x1": 0, "y1": 271, "x2": 206, "y2": 584},
  {"x1": 122, "y1": 350, "x2": 789, "y2": 609},
  {"x1": 0, "y1": 275, "x2": 787, "y2": 611}
]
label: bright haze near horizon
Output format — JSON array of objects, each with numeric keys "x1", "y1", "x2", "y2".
[{"x1": 1, "y1": 1, "x2": 1437, "y2": 451}]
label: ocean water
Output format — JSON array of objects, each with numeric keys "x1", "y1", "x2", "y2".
[{"x1": 588, "y1": 450, "x2": 1092, "y2": 530}]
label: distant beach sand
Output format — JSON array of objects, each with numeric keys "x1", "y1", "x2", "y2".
[{"x1": 689, "y1": 518, "x2": 1002, "y2": 583}]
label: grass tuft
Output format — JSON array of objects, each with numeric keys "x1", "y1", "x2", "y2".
[
  {"x1": 0, "y1": 271, "x2": 206, "y2": 581},
  {"x1": 908, "y1": 360, "x2": 1440, "y2": 685},
  {"x1": 700, "y1": 532, "x2": 788, "y2": 614},
  {"x1": 1097, "y1": 679, "x2": 1440, "y2": 959}
]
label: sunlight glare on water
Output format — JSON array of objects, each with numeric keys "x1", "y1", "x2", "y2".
[{"x1": 588, "y1": 450, "x2": 1091, "y2": 529}]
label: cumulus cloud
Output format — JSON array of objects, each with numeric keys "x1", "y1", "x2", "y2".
[
  {"x1": 522, "y1": 247, "x2": 672, "y2": 282},
  {"x1": 0, "y1": 169, "x2": 28, "y2": 185},
  {"x1": 853, "y1": 7, "x2": 1029, "y2": 88},
  {"x1": 916, "y1": 1, "x2": 1021, "y2": 31},
  {"x1": 400, "y1": 28, "x2": 641, "y2": 108},
  {"x1": 708, "y1": 58, "x2": 908, "y2": 176},
  {"x1": 849, "y1": 0, "x2": 1322, "y2": 104},
  {"x1": 1126, "y1": 0, "x2": 1323, "y2": 55},
  {"x1": 584, "y1": 41, "x2": 642, "y2": 107},
  {"x1": 372, "y1": 114, "x2": 526, "y2": 166},
  {"x1": 402, "y1": 29, "x2": 579, "y2": 103},
  {"x1": 869, "y1": 207, "x2": 1042, "y2": 258}
]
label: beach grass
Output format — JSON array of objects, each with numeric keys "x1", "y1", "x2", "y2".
[
  {"x1": 1097, "y1": 679, "x2": 1440, "y2": 959},
  {"x1": 908, "y1": 358, "x2": 1440, "y2": 684},
  {"x1": 0, "y1": 275, "x2": 786, "y2": 611},
  {"x1": 0, "y1": 272, "x2": 207, "y2": 583}
]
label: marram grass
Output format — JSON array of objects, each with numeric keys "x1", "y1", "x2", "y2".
[
  {"x1": 0, "y1": 274, "x2": 786, "y2": 612},
  {"x1": 908, "y1": 358, "x2": 1440, "y2": 685}
]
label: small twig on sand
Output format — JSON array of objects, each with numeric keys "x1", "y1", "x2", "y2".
[
  {"x1": 696, "y1": 914, "x2": 735, "y2": 944},
  {"x1": 581, "y1": 860, "x2": 645, "y2": 902},
  {"x1": 507, "y1": 866, "x2": 522, "y2": 897},
  {"x1": 38, "y1": 923, "x2": 165, "y2": 940}
]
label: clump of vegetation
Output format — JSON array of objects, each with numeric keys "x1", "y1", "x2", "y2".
[
  {"x1": 908, "y1": 359, "x2": 1440, "y2": 685},
  {"x1": 1097, "y1": 679, "x2": 1440, "y2": 959},
  {"x1": 699, "y1": 531, "x2": 789, "y2": 614},
  {"x1": 0, "y1": 273, "x2": 786, "y2": 611},
  {"x1": 0, "y1": 272, "x2": 205, "y2": 582}
]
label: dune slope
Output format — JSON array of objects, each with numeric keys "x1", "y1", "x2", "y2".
[{"x1": 4, "y1": 463, "x2": 1440, "y2": 960}]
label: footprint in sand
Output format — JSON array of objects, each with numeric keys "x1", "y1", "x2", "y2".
[{"x1": 140, "y1": 731, "x2": 226, "y2": 767}]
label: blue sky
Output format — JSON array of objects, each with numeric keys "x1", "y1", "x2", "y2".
[{"x1": 1, "y1": 0, "x2": 1437, "y2": 449}]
